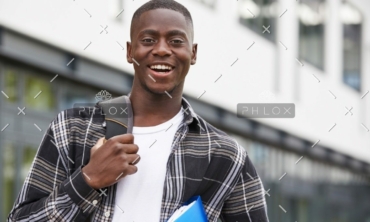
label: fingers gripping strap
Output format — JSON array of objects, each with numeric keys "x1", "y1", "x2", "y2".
[{"x1": 98, "y1": 95, "x2": 133, "y2": 139}]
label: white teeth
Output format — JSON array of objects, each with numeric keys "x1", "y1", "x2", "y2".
[{"x1": 150, "y1": 65, "x2": 172, "y2": 70}]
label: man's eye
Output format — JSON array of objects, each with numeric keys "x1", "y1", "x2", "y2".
[
  {"x1": 142, "y1": 39, "x2": 155, "y2": 43},
  {"x1": 171, "y1": 39, "x2": 184, "y2": 44}
]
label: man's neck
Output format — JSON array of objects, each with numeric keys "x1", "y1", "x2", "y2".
[{"x1": 129, "y1": 90, "x2": 183, "y2": 127}]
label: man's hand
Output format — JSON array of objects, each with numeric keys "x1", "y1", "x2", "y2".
[{"x1": 81, "y1": 134, "x2": 140, "y2": 190}]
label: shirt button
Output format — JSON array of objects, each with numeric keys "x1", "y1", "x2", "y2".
[
  {"x1": 92, "y1": 200, "x2": 98, "y2": 205},
  {"x1": 105, "y1": 211, "x2": 110, "y2": 217}
]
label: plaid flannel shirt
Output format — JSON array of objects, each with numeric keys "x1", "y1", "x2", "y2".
[{"x1": 8, "y1": 96, "x2": 269, "y2": 222}]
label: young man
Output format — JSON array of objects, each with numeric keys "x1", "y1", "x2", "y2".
[{"x1": 8, "y1": 0, "x2": 269, "y2": 221}]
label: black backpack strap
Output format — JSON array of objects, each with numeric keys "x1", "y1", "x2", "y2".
[{"x1": 97, "y1": 95, "x2": 133, "y2": 139}]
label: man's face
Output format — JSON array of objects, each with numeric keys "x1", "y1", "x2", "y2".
[{"x1": 127, "y1": 9, "x2": 197, "y2": 96}]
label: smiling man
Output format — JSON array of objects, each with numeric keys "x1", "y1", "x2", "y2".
[{"x1": 8, "y1": 1, "x2": 269, "y2": 222}]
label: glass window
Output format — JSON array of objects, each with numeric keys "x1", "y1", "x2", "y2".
[
  {"x1": 298, "y1": 0, "x2": 325, "y2": 69},
  {"x1": 297, "y1": 198, "x2": 309, "y2": 222},
  {"x1": 59, "y1": 89, "x2": 96, "y2": 110},
  {"x1": 24, "y1": 75, "x2": 56, "y2": 111},
  {"x1": 66, "y1": 53, "x2": 77, "y2": 71},
  {"x1": 3, "y1": 142, "x2": 15, "y2": 220},
  {"x1": 0, "y1": 26, "x2": 3, "y2": 46},
  {"x1": 341, "y1": 2, "x2": 362, "y2": 91},
  {"x1": 3, "y1": 68, "x2": 18, "y2": 103},
  {"x1": 60, "y1": 93, "x2": 93, "y2": 110},
  {"x1": 238, "y1": 0, "x2": 278, "y2": 43}
]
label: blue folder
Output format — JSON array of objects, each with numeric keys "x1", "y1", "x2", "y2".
[{"x1": 169, "y1": 196, "x2": 208, "y2": 222}]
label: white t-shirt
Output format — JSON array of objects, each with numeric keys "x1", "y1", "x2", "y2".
[{"x1": 111, "y1": 107, "x2": 184, "y2": 222}]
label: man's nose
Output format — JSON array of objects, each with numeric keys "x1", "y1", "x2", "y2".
[{"x1": 152, "y1": 39, "x2": 172, "y2": 56}]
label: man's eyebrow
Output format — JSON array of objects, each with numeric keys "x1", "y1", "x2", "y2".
[
  {"x1": 166, "y1": 30, "x2": 187, "y2": 38},
  {"x1": 138, "y1": 29, "x2": 158, "y2": 36},
  {"x1": 138, "y1": 29, "x2": 188, "y2": 39}
]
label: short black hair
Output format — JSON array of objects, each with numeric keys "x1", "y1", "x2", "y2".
[{"x1": 130, "y1": 0, "x2": 194, "y2": 42}]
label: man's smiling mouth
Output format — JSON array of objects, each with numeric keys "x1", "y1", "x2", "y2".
[{"x1": 148, "y1": 63, "x2": 175, "y2": 74}]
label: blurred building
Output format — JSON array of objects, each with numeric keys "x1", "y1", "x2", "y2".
[{"x1": 0, "y1": 0, "x2": 369, "y2": 221}]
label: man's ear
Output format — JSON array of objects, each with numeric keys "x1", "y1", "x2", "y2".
[
  {"x1": 191, "y1": 43, "x2": 198, "y2": 65},
  {"x1": 126, "y1": 41, "x2": 133, "y2": 64}
]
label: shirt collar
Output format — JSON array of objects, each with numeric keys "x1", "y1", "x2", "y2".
[{"x1": 181, "y1": 96, "x2": 202, "y2": 133}]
